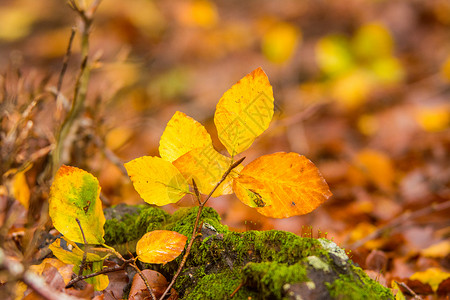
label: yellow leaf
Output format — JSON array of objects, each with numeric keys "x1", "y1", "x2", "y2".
[
  {"x1": 391, "y1": 281, "x2": 406, "y2": 300},
  {"x1": 262, "y1": 22, "x2": 301, "y2": 64},
  {"x1": 331, "y1": 69, "x2": 373, "y2": 110},
  {"x1": 124, "y1": 156, "x2": 190, "y2": 206},
  {"x1": 352, "y1": 23, "x2": 393, "y2": 60},
  {"x1": 316, "y1": 35, "x2": 354, "y2": 77},
  {"x1": 136, "y1": 230, "x2": 187, "y2": 264},
  {"x1": 421, "y1": 240, "x2": 450, "y2": 258},
  {"x1": 214, "y1": 67, "x2": 274, "y2": 156},
  {"x1": 415, "y1": 106, "x2": 449, "y2": 132},
  {"x1": 410, "y1": 268, "x2": 450, "y2": 292},
  {"x1": 232, "y1": 152, "x2": 332, "y2": 218},
  {"x1": 49, "y1": 237, "x2": 109, "y2": 291},
  {"x1": 159, "y1": 111, "x2": 213, "y2": 162},
  {"x1": 49, "y1": 165, "x2": 105, "y2": 244},
  {"x1": 5, "y1": 164, "x2": 32, "y2": 209},
  {"x1": 173, "y1": 145, "x2": 242, "y2": 197}
]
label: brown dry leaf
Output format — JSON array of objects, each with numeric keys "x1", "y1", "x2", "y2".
[
  {"x1": 232, "y1": 152, "x2": 332, "y2": 218},
  {"x1": 129, "y1": 269, "x2": 178, "y2": 300}
]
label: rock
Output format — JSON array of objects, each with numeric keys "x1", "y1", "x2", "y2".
[{"x1": 103, "y1": 205, "x2": 393, "y2": 299}]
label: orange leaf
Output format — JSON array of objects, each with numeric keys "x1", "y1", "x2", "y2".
[
  {"x1": 136, "y1": 230, "x2": 187, "y2": 264},
  {"x1": 233, "y1": 152, "x2": 332, "y2": 218}
]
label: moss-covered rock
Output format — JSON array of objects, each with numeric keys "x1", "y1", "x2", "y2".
[{"x1": 104, "y1": 204, "x2": 393, "y2": 299}]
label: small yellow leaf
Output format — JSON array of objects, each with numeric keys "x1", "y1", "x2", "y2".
[
  {"x1": 49, "y1": 237, "x2": 109, "y2": 291},
  {"x1": 159, "y1": 111, "x2": 213, "y2": 162},
  {"x1": 421, "y1": 240, "x2": 450, "y2": 258},
  {"x1": 49, "y1": 165, "x2": 105, "y2": 244},
  {"x1": 410, "y1": 268, "x2": 450, "y2": 292},
  {"x1": 214, "y1": 67, "x2": 274, "y2": 156},
  {"x1": 352, "y1": 23, "x2": 393, "y2": 60},
  {"x1": 415, "y1": 106, "x2": 449, "y2": 132},
  {"x1": 391, "y1": 281, "x2": 406, "y2": 300},
  {"x1": 125, "y1": 156, "x2": 190, "y2": 206},
  {"x1": 316, "y1": 35, "x2": 354, "y2": 77},
  {"x1": 262, "y1": 22, "x2": 300, "y2": 64},
  {"x1": 173, "y1": 145, "x2": 242, "y2": 197},
  {"x1": 136, "y1": 230, "x2": 187, "y2": 264},
  {"x1": 233, "y1": 152, "x2": 332, "y2": 218}
]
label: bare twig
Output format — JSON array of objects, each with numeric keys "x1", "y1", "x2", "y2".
[
  {"x1": 159, "y1": 157, "x2": 245, "y2": 300},
  {"x1": 395, "y1": 281, "x2": 422, "y2": 300},
  {"x1": 55, "y1": 27, "x2": 76, "y2": 111},
  {"x1": 350, "y1": 200, "x2": 450, "y2": 248}
]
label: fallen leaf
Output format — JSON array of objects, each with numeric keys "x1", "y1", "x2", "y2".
[
  {"x1": 124, "y1": 156, "x2": 190, "y2": 206},
  {"x1": 49, "y1": 165, "x2": 105, "y2": 244},
  {"x1": 232, "y1": 152, "x2": 332, "y2": 218},
  {"x1": 421, "y1": 240, "x2": 450, "y2": 258},
  {"x1": 129, "y1": 269, "x2": 168, "y2": 300},
  {"x1": 159, "y1": 111, "x2": 213, "y2": 162},
  {"x1": 214, "y1": 67, "x2": 274, "y2": 156},
  {"x1": 136, "y1": 230, "x2": 187, "y2": 264},
  {"x1": 262, "y1": 22, "x2": 300, "y2": 64},
  {"x1": 410, "y1": 268, "x2": 450, "y2": 292}
]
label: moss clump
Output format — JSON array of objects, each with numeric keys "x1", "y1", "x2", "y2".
[
  {"x1": 326, "y1": 273, "x2": 393, "y2": 300},
  {"x1": 103, "y1": 204, "x2": 170, "y2": 247},
  {"x1": 243, "y1": 261, "x2": 309, "y2": 299},
  {"x1": 103, "y1": 205, "x2": 393, "y2": 299}
]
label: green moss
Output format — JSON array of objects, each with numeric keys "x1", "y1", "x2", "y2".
[
  {"x1": 103, "y1": 205, "x2": 393, "y2": 299},
  {"x1": 184, "y1": 270, "x2": 257, "y2": 300},
  {"x1": 164, "y1": 207, "x2": 229, "y2": 239},
  {"x1": 326, "y1": 273, "x2": 393, "y2": 300},
  {"x1": 243, "y1": 261, "x2": 309, "y2": 299}
]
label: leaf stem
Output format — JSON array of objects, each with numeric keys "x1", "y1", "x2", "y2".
[{"x1": 75, "y1": 218, "x2": 87, "y2": 277}]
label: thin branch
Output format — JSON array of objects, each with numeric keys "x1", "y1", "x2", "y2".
[
  {"x1": 192, "y1": 179, "x2": 201, "y2": 205},
  {"x1": 66, "y1": 260, "x2": 131, "y2": 288},
  {"x1": 55, "y1": 27, "x2": 76, "y2": 106},
  {"x1": 75, "y1": 218, "x2": 88, "y2": 277},
  {"x1": 159, "y1": 157, "x2": 245, "y2": 300}
]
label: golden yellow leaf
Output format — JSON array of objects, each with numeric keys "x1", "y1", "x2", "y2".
[
  {"x1": 262, "y1": 22, "x2": 301, "y2": 64},
  {"x1": 352, "y1": 23, "x2": 393, "y2": 60},
  {"x1": 391, "y1": 280, "x2": 406, "y2": 300},
  {"x1": 232, "y1": 152, "x2": 332, "y2": 218},
  {"x1": 415, "y1": 106, "x2": 449, "y2": 132},
  {"x1": 4, "y1": 164, "x2": 32, "y2": 209},
  {"x1": 410, "y1": 268, "x2": 450, "y2": 292},
  {"x1": 136, "y1": 230, "x2": 187, "y2": 264},
  {"x1": 49, "y1": 237, "x2": 109, "y2": 291},
  {"x1": 173, "y1": 145, "x2": 242, "y2": 197},
  {"x1": 214, "y1": 67, "x2": 274, "y2": 156},
  {"x1": 159, "y1": 111, "x2": 213, "y2": 162},
  {"x1": 315, "y1": 35, "x2": 354, "y2": 77},
  {"x1": 124, "y1": 156, "x2": 190, "y2": 206},
  {"x1": 421, "y1": 240, "x2": 450, "y2": 258},
  {"x1": 49, "y1": 165, "x2": 105, "y2": 244}
]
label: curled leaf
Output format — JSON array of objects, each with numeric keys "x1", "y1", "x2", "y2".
[
  {"x1": 233, "y1": 152, "x2": 332, "y2": 218},
  {"x1": 124, "y1": 156, "x2": 190, "y2": 206},
  {"x1": 136, "y1": 230, "x2": 187, "y2": 264},
  {"x1": 49, "y1": 165, "x2": 105, "y2": 244},
  {"x1": 214, "y1": 67, "x2": 274, "y2": 156}
]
